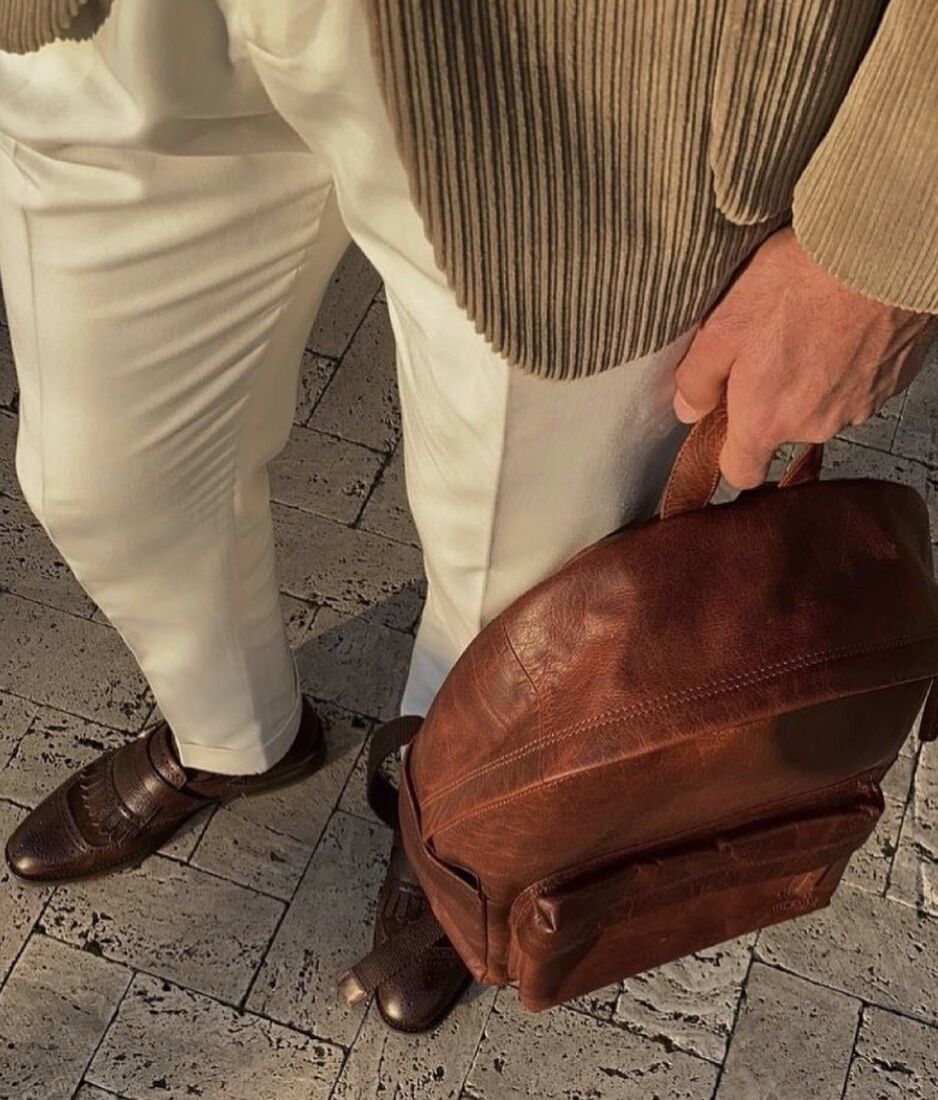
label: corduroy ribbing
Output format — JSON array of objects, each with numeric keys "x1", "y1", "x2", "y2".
[
  {"x1": 0, "y1": 0, "x2": 105, "y2": 54},
  {"x1": 2, "y1": 1, "x2": 935, "y2": 377},
  {"x1": 709, "y1": 0, "x2": 880, "y2": 225},
  {"x1": 793, "y1": 0, "x2": 938, "y2": 314},
  {"x1": 363, "y1": 0, "x2": 936, "y2": 380},
  {"x1": 366, "y1": 0, "x2": 782, "y2": 380}
]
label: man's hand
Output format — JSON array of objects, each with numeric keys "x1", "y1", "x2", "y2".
[{"x1": 673, "y1": 227, "x2": 936, "y2": 489}]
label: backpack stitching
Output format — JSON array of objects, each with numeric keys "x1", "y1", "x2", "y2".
[{"x1": 423, "y1": 628, "x2": 938, "y2": 817}]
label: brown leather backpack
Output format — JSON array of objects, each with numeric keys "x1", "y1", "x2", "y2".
[{"x1": 341, "y1": 406, "x2": 938, "y2": 1012}]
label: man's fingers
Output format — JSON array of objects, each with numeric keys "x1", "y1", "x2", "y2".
[
  {"x1": 673, "y1": 332, "x2": 733, "y2": 423},
  {"x1": 672, "y1": 389, "x2": 702, "y2": 424},
  {"x1": 719, "y1": 423, "x2": 777, "y2": 490}
]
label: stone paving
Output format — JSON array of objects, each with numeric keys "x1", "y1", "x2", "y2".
[{"x1": 0, "y1": 246, "x2": 937, "y2": 1099}]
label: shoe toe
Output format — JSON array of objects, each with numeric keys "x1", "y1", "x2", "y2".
[
  {"x1": 6, "y1": 818, "x2": 51, "y2": 880},
  {"x1": 374, "y1": 982, "x2": 415, "y2": 1030},
  {"x1": 5, "y1": 789, "x2": 81, "y2": 881},
  {"x1": 375, "y1": 951, "x2": 470, "y2": 1033}
]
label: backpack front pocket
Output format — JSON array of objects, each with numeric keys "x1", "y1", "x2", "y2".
[{"x1": 508, "y1": 783, "x2": 882, "y2": 1011}]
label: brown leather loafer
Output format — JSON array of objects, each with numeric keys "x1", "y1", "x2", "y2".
[
  {"x1": 372, "y1": 834, "x2": 471, "y2": 1033},
  {"x1": 5, "y1": 696, "x2": 326, "y2": 883}
]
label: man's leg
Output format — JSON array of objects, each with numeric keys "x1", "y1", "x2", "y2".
[
  {"x1": 234, "y1": 0, "x2": 693, "y2": 1030},
  {"x1": 0, "y1": 6, "x2": 350, "y2": 879},
  {"x1": 394, "y1": 317, "x2": 692, "y2": 713}
]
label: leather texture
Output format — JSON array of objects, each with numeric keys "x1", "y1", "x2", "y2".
[
  {"x1": 5, "y1": 697, "x2": 326, "y2": 882},
  {"x1": 370, "y1": 835, "x2": 472, "y2": 1033},
  {"x1": 386, "y1": 407, "x2": 938, "y2": 1012}
]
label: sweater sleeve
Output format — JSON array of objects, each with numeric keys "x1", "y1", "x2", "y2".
[{"x1": 792, "y1": 0, "x2": 938, "y2": 314}]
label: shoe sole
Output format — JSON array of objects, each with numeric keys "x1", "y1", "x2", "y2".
[{"x1": 6, "y1": 722, "x2": 328, "y2": 886}]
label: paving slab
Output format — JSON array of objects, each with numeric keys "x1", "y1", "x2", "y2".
[
  {"x1": 44, "y1": 855, "x2": 283, "y2": 1004},
  {"x1": 0, "y1": 494, "x2": 96, "y2": 618},
  {"x1": 756, "y1": 883, "x2": 938, "y2": 1022},
  {"x1": 0, "y1": 801, "x2": 51, "y2": 983},
  {"x1": 281, "y1": 592, "x2": 319, "y2": 648},
  {"x1": 206, "y1": 701, "x2": 368, "y2": 844},
  {"x1": 308, "y1": 243, "x2": 383, "y2": 360},
  {"x1": 270, "y1": 424, "x2": 383, "y2": 524},
  {"x1": 466, "y1": 992, "x2": 718, "y2": 1100},
  {"x1": 0, "y1": 326, "x2": 16, "y2": 411},
  {"x1": 273, "y1": 502, "x2": 423, "y2": 627},
  {"x1": 844, "y1": 752, "x2": 916, "y2": 895},
  {"x1": 337, "y1": 726, "x2": 399, "y2": 824},
  {"x1": 845, "y1": 797, "x2": 908, "y2": 895},
  {"x1": 0, "y1": 934, "x2": 130, "y2": 1100},
  {"x1": 310, "y1": 303, "x2": 400, "y2": 453},
  {"x1": 0, "y1": 595, "x2": 151, "y2": 732},
  {"x1": 295, "y1": 349, "x2": 337, "y2": 425},
  {"x1": 836, "y1": 392, "x2": 904, "y2": 452},
  {"x1": 0, "y1": 705, "x2": 130, "y2": 808},
  {"x1": 248, "y1": 810, "x2": 389, "y2": 1046},
  {"x1": 0, "y1": 689, "x2": 36, "y2": 772},
  {"x1": 566, "y1": 983, "x2": 623, "y2": 1023},
  {"x1": 332, "y1": 988, "x2": 497, "y2": 1100},
  {"x1": 888, "y1": 744, "x2": 938, "y2": 916},
  {"x1": 189, "y1": 801, "x2": 312, "y2": 901},
  {"x1": 883, "y1": 748, "x2": 918, "y2": 801},
  {"x1": 892, "y1": 339, "x2": 938, "y2": 467},
  {"x1": 157, "y1": 806, "x2": 214, "y2": 862},
  {"x1": 843, "y1": 1005, "x2": 938, "y2": 1100},
  {"x1": 191, "y1": 701, "x2": 365, "y2": 898},
  {"x1": 88, "y1": 974, "x2": 344, "y2": 1100},
  {"x1": 298, "y1": 605, "x2": 413, "y2": 722},
  {"x1": 359, "y1": 445, "x2": 421, "y2": 547},
  {"x1": 0, "y1": 411, "x2": 19, "y2": 499},
  {"x1": 615, "y1": 935, "x2": 755, "y2": 1062},
  {"x1": 74, "y1": 1086, "x2": 123, "y2": 1100},
  {"x1": 715, "y1": 962, "x2": 860, "y2": 1100},
  {"x1": 359, "y1": 577, "x2": 426, "y2": 633}
]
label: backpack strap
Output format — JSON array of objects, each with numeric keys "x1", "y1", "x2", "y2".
[
  {"x1": 337, "y1": 713, "x2": 442, "y2": 1006},
  {"x1": 337, "y1": 908, "x2": 445, "y2": 1007},
  {"x1": 364, "y1": 715, "x2": 423, "y2": 829}
]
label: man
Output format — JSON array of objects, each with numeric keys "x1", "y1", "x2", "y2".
[{"x1": 0, "y1": 0, "x2": 934, "y2": 1033}]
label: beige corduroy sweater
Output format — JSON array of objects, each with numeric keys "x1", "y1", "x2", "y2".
[{"x1": 1, "y1": 0, "x2": 936, "y2": 380}]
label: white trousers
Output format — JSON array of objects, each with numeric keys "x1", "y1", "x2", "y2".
[{"x1": 0, "y1": 0, "x2": 692, "y2": 773}]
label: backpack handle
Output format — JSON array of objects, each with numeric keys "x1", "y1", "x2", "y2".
[
  {"x1": 659, "y1": 402, "x2": 823, "y2": 519},
  {"x1": 364, "y1": 715, "x2": 423, "y2": 831}
]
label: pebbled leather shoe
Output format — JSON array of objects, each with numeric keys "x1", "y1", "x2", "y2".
[
  {"x1": 5, "y1": 696, "x2": 326, "y2": 883},
  {"x1": 372, "y1": 834, "x2": 471, "y2": 1033}
]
